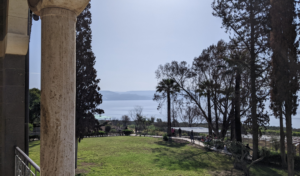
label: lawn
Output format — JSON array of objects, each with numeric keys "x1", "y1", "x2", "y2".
[{"x1": 29, "y1": 137, "x2": 295, "y2": 176}]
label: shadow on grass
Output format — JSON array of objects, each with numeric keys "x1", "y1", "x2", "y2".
[
  {"x1": 151, "y1": 143, "x2": 221, "y2": 171},
  {"x1": 154, "y1": 141, "x2": 189, "y2": 148},
  {"x1": 29, "y1": 141, "x2": 40, "y2": 148},
  {"x1": 251, "y1": 165, "x2": 288, "y2": 176}
]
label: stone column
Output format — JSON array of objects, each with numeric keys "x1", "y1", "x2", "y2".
[{"x1": 27, "y1": 0, "x2": 89, "y2": 175}]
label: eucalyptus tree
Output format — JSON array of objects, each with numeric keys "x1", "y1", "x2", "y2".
[
  {"x1": 269, "y1": 0, "x2": 300, "y2": 173},
  {"x1": 193, "y1": 40, "x2": 235, "y2": 138},
  {"x1": 212, "y1": 0, "x2": 271, "y2": 160},
  {"x1": 154, "y1": 79, "x2": 180, "y2": 136},
  {"x1": 156, "y1": 41, "x2": 234, "y2": 138},
  {"x1": 220, "y1": 48, "x2": 250, "y2": 142},
  {"x1": 176, "y1": 102, "x2": 203, "y2": 127}
]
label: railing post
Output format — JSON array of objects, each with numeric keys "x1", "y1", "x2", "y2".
[{"x1": 15, "y1": 146, "x2": 40, "y2": 176}]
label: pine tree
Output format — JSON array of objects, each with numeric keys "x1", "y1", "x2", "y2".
[
  {"x1": 212, "y1": 0, "x2": 271, "y2": 160},
  {"x1": 270, "y1": 0, "x2": 300, "y2": 174},
  {"x1": 75, "y1": 2, "x2": 104, "y2": 168}
]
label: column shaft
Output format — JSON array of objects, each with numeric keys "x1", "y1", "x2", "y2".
[{"x1": 40, "y1": 8, "x2": 76, "y2": 176}]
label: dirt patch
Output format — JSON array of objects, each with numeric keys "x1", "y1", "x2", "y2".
[
  {"x1": 172, "y1": 139, "x2": 190, "y2": 144},
  {"x1": 76, "y1": 162, "x2": 103, "y2": 175},
  {"x1": 75, "y1": 168, "x2": 88, "y2": 175}
]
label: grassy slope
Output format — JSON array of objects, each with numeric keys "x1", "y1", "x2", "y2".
[{"x1": 29, "y1": 137, "x2": 295, "y2": 176}]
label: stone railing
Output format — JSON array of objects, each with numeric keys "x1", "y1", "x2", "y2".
[{"x1": 15, "y1": 146, "x2": 40, "y2": 176}]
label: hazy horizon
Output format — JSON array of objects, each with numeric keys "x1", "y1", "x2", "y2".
[{"x1": 29, "y1": 0, "x2": 230, "y2": 91}]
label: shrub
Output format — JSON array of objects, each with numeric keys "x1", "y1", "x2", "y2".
[
  {"x1": 163, "y1": 134, "x2": 168, "y2": 141},
  {"x1": 105, "y1": 125, "x2": 111, "y2": 133},
  {"x1": 123, "y1": 129, "x2": 133, "y2": 136},
  {"x1": 214, "y1": 140, "x2": 224, "y2": 149},
  {"x1": 29, "y1": 123, "x2": 33, "y2": 132},
  {"x1": 110, "y1": 129, "x2": 117, "y2": 133},
  {"x1": 204, "y1": 141, "x2": 214, "y2": 151},
  {"x1": 182, "y1": 132, "x2": 188, "y2": 136},
  {"x1": 259, "y1": 147, "x2": 270, "y2": 158},
  {"x1": 98, "y1": 131, "x2": 106, "y2": 136},
  {"x1": 270, "y1": 136, "x2": 280, "y2": 151}
]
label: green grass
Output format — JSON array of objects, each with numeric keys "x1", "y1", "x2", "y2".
[{"x1": 29, "y1": 137, "x2": 297, "y2": 176}]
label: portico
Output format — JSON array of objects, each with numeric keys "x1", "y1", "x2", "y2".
[{"x1": 27, "y1": 0, "x2": 89, "y2": 175}]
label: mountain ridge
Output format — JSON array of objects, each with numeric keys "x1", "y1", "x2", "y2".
[{"x1": 100, "y1": 90, "x2": 156, "y2": 101}]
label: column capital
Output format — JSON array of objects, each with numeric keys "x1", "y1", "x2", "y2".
[{"x1": 27, "y1": 0, "x2": 89, "y2": 16}]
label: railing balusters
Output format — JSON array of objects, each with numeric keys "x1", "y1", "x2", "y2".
[{"x1": 15, "y1": 146, "x2": 40, "y2": 176}]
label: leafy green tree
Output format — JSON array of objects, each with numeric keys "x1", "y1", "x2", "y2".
[
  {"x1": 212, "y1": 0, "x2": 271, "y2": 160},
  {"x1": 154, "y1": 79, "x2": 180, "y2": 137},
  {"x1": 75, "y1": 2, "x2": 104, "y2": 168},
  {"x1": 29, "y1": 123, "x2": 33, "y2": 132},
  {"x1": 29, "y1": 88, "x2": 41, "y2": 124},
  {"x1": 221, "y1": 48, "x2": 250, "y2": 142},
  {"x1": 105, "y1": 125, "x2": 111, "y2": 133},
  {"x1": 269, "y1": 0, "x2": 300, "y2": 174}
]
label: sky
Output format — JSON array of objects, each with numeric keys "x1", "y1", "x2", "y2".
[{"x1": 29, "y1": 0, "x2": 230, "y2": 91}]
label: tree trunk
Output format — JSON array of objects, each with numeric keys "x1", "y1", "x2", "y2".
[
  {"x1": 250, "y1": 1, "x2": 259, "y2": 160},
  {"x1": 207, "y1": 90, "x2": 212, "y2": 136},
  {"x1": 279, "y1": 107, "x2": 287, "y2": 168},
  {"x1": 214, "y1": 91, "x2": 219, "y2": 135},
  {"x1": 285, "y1": 103, "x2": 294, "y2": 176},
  {"x1": 231, "y1": 101, "x2": 235, "y2": 141},
  {"x1": 235, "y1": 71, "x2": 242, "y2": 142},
  {"x1": 167, "y1": 90, "x2": 171, "y2": 137}
]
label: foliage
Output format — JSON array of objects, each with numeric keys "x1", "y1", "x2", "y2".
[
  {"x1": 155, "y1": 41, "x2": 237, "y2": 139},
  {"x1": 110, "y1": 129, "x2": 117, "y2": 133},
  {"x1": 203, "y1": 141, "x2": 214, "y2": 151},
  {"x1": 259, "y1": 147, "x2": 271, "y2": 158},
  {"x1": 270, "y1": 137, "x2": 280, "y2": 152},
  {"x1": 98, "y1": 131, "x2": 106, "y2": 135},
  {"x1": 29, "y1": 88, "x2": 41, "y2": 124},
  {"x1": 76, "y1": 2, "x2": 104, "y2": 142},
  {"x1": 105, "y1": 125, "x2": 111, "y2": 133},
  {"x1": 29, "y1": 123, "x2": 33, "y2": 132},
  {"x1": 163, "y1": 133, "x2": 168, "y2": 141},
  {"x1": 154, "y1": 79, "x2": 180, "y2": 136},
  {"x1": 225, "y1": 141, "x2": 265, "y2": 176},
  {"x1": 269, "y1": 0, "x2": 300, "y2": 174},
  {"x1": 122, "y1": 129, "x2": 133, "y2": 136},
  {"x1": 121, "y1": 115, "x2": 130, "y2": 126},
  {"x1": 212, "y1": 0, "x2": 271, "y2": 160}
]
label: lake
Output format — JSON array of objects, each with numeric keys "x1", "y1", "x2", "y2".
[{"x1": 98, "y1": 100, "x2": 300, "y2": 129}]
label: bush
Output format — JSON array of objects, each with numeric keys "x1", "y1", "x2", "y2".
[
  {"x1": 105, "y1": 125, "x2": 111, "y2": 133},
  {"x1": 259, "y1": 147, "x2": 270, "y2": 158},
  {"x1": 123, "y1": 129, "x2": 133, "y2": 136},
  {"x1": 214, "y1": 140, "x2": 224, "y2": 149},
  {"x1": 163, "y1": 134, "x2": 168, "y2": 141},
  {"x1": 270, "y1": 137, "x2": 280, "y2": 151},
  {"x1": 98, "y1": 131, "x2": 106, "y2": 136},
  {"x1": 29, "y1": 123, "x2": 33, "y2": 132},
  {"x1": 110, "y1": 129, "x2": 117, "y2": 133},
  {"x1": 204, "y1": 141, "x2": 214, "y2": 151}
]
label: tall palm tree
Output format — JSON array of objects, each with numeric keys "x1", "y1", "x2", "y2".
[{"x1": 155, "y1": 79, "x2": 180, "y2": 137}]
